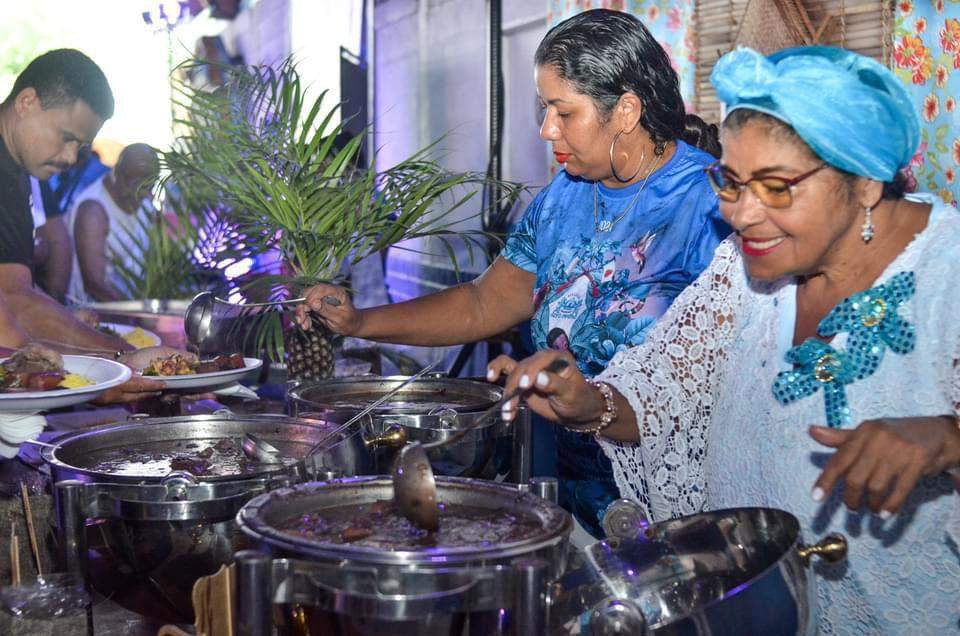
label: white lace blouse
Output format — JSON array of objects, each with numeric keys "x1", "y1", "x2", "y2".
[{"x1": 596, "y1": 194, "x2": 960, "y2": 634}]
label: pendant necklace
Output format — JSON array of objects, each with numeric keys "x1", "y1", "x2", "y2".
[{"x1": 594, "y1": 152, "x2": 663, "y2": 233}]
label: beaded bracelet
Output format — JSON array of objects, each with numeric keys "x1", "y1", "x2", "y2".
[{"x1": 564, "y1": 379, "x2": 617, "y2": 436}]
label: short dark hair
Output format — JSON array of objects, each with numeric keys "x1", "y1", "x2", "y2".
[
  {"x1": 535, "y1": 9, "x2": 719, "y2": 157},
  {"x1": 4, "y1": 49, "x2": 114, "y2": 120},
  {"x1": 723, "y1": 108, "x2": 907, "y2": 200}
]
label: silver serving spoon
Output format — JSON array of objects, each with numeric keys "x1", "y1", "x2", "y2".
[
  {"x1": 393, "y1": 358, "x2": 569, "y2": 531},
  {"x1": 184, "y1": 291, "x2": 342, "y2": 353}
]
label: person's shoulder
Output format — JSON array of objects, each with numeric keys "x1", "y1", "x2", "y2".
[
  {"x1": 901, "y1": 193, "x2": 960, "y2": 274},
  {"x1": 671, "y1": 140, "x2": 717, "y2": 169}
]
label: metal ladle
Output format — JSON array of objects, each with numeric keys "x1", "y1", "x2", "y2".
[
  {"x1": 393, "y1": 358, "x2": 569, "y2": 531},
  {"x1": 183, "y1": 291, "x2": 341, "y2": 353}
]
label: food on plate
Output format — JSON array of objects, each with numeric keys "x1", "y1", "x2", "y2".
[
  {"x1": 141, "y1": 352, "x2": 246, "y2": 377},
  {"x1": 60, "y1": 374, "x2": 94, "y2": 389},
  {"x1": 121, "y1": 327, "x2": 156, "y2": 349},
  {"x1": 142, "y1": 353, "x2": 197, "y2": 376},
  {"x1": 96, "y1": 324, "x2": 156, "y2": 348},
  {"x1": 0, "y1": 343, "x2": 92, "y2": 392}
]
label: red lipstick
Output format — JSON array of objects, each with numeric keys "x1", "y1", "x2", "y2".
[{"x1": 553, "y1": 152, "x2": 570, "y2": 164}]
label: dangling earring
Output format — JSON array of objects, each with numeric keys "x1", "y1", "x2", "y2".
[
  {"x1": 860, "y1": 205, "x2": 875, "y2": 243},
  {"x1": 608, "y1": 131, "x2": 644, "y2": 183}
]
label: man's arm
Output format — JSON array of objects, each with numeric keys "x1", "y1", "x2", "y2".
[
  {"x1": 74, "y1": 201, "x2": 122, "y2": 302},
  {"x1": 0, "y1": 262, "x2": 131, "y2": 352},
  {"x1": 36, "y1": 216, "x2": 72, "y2": 302}
]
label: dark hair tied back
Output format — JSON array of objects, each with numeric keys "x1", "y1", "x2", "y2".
[{"x1": 535, "y1": 9, "x2": 719, "y2": 157}]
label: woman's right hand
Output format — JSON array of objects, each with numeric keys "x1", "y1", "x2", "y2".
[
  {"x1": 296, "y1": 283, "x2": 362, "y2": 335},
  {"x1": 487, "y1": 351, "x2": 603, "y2": 424}
]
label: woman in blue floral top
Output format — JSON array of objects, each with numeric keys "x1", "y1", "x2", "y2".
[{"x1": 299, "y1": 9, "x2": 729, "y2": 537}]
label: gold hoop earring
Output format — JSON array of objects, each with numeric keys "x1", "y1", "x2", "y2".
[{"x1": 609, "y1": 131, "x2": 644, "y2": 183}]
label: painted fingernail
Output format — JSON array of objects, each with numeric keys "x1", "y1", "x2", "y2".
[
  {"x1": 811, "y1": 487, "x2": 825, "y2": 502},
  {"x1": 501, "y1": 407, "x2": 514, "y2": 422},
  {"x1": 486, "y1": 368, "x2": 496, "y2": 381},
  {"x1": 502, "y1": 401, "x2": 513, "y2": 413},
  {"x1": 879, "y1": 510, "x2": 892, "y2": 521},
  {"x1": 536, "y1": 372, "x2": 549, "y2": 387},
  {"x1": 519, "y1": 374, "x2": 531, "y2": 389}
]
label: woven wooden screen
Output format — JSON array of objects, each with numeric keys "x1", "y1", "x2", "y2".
[{"x1": 694, "y1": 0, "x2": 894, "y2": 124}]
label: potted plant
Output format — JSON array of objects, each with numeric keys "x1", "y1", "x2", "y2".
[{"x1": 159, "y1": 58, "x2": 520, "y2": 380}]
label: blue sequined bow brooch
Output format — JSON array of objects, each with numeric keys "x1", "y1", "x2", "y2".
[{"x1": 772, "y1": 271, "x2": 916, "y2": 428}]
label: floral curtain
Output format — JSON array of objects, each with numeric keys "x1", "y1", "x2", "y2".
[
  {"x1": 892, "y1": 1, "x2": 960, "y2": 206},
  {"x1": 546, "y1": 1, "x2": 697, "y2": 109}
]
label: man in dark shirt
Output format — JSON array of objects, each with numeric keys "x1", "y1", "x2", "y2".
[{"x1": 0, "y1": 49, "x2": 164, "y2": 402}]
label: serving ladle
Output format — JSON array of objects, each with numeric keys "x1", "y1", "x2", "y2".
[
  {"x1": 183, "y1": 291, "x2": 341, "y2": 353},
  {"x1": 393, "y1": 358, "x2": 569, "y2": 532}
]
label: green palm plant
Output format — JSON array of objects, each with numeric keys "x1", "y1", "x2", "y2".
[
  {"x1": 109, "y1": 196, "x2": 229, "y2": 301},
  {"x1": 161, "y1": 58, "x2": 522, "y2": 378}
]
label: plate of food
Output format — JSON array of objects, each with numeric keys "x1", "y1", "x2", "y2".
[
  {"x1": 98, "y1": 322, "x2": 162, "y2": 349},
  {"x1": 133, "y1": 352, "x2": 262, "y2": 390},
  {"x1": 0, "y1": 344, "x2": 132, "y2": 412}
]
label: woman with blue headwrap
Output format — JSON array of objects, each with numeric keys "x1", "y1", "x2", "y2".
[{"x1": 492, "y1": 46, "x2": 960, "y2": 633}]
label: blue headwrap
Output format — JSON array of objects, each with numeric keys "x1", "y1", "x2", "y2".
[{"x1": 711, "y1": 46, "x2": 920, "y2": 182}]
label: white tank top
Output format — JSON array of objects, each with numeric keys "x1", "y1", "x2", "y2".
[{"x1": 65, "y1": 176, "x2": 149, "y2": 304}]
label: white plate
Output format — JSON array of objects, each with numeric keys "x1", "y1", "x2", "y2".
[
  {"x1": 139, "y1": 357, "x2": 263, "y2": 390},
  {"x1": 100, "y1": 322, "x2": 162, "y2": 348},
  {"x1": 0, "y1": 355, "x2": 132, "y2": 412}
]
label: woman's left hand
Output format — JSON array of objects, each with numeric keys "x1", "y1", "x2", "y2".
[{"x1": 810, "y1": 416, "x2": 960, "y2": 517}]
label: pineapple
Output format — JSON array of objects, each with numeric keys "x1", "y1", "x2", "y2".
[{"x1": 284, "y1": 320, "x2": 335, "y2": 381}]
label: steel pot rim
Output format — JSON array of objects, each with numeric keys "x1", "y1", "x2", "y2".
[
  {"x1": 237, "y1": 475, "x2": 573, "y2": 566},
  {"x1": 41, "y1": 413, "x2": 341, "y2": 485}
]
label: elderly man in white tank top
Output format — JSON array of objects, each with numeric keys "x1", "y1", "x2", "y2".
[{"x1": 66, "y1": 143, "x2": 157, "y2": 303}]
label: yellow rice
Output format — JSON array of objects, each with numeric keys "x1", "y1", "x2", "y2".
[
  {"x1": 123, "y1": 328, "x2": 156, "y2": 349},
  {"x1": 59, "y1": 373, "x2": 94, "y2": 389}
]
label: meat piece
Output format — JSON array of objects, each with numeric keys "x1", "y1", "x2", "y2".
[
  {"x1": 196, "y1": 362, "x2": 219, "y2": 374},
  {"x1": 197, "y1": 447, "x2": 215, "y2": 459},
  {"x1": 340, "y1": 527, "x2": 373, "y2": 543},
  {"x1": 170, "y1": 457, "x2": 210, "y2": 474},
  {"x1": 213, "y1": 438, "x2": 235, "y2": 453},
  {"x1": 3, "y1": 343, "x2": 64, "y2": 375},
  {"x1": 26, "y1": 372, "x2": 64, "y2": 391}
]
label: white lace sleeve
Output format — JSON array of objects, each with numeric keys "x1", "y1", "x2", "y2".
[{"x1": 595, "y1": 240, "x2": 746, "y2": 523}]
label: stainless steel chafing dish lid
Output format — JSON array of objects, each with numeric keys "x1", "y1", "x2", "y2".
[
  {"x1": 40, "y1": 413, "x2": 344, "y2": 483},
  {"x1": 237, "y1": 475, "x2": 572, "y2": 566},
  {"x1": 550, "y1": 507, "x2": 847, "y2": 634},
  {"x1": 288, "y1": 376, "x2": 502, "y2": 415}
]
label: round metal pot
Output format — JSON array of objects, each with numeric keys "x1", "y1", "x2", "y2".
[
  {"x1": 287, "y1": 377, "x2": 516, "y2": 478},
  {"x1": 44, "y1": 412, "x2": 367, "y2": 620},
  {"x1": 550, "y1": 507, "x2": 847, "y2": 635},
  {"x1": 236, "y1": 476, "x2": 573, "y2": 634}
]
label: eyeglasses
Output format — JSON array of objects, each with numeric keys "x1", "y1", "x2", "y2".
[{"x1": 705, "y1": 161, "x2": 827, "y2": 209}]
